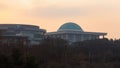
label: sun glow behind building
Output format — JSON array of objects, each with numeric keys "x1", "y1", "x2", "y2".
[{"x1": 0, "y1": 0, "x2": 119, "y2": 39}]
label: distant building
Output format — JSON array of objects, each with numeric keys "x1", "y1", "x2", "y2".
[
  {"x1": 0, "y1": 36, "x2": 29, "y2": 45},
  {"x1": 0, "y1": 24, "x2": 46, "y2": 44},
  {"x1": 46, "y1": 22, "x2": 107, "y2": 43}
]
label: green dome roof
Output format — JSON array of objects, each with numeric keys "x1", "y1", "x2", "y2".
[{"x1": 58, "y1": 22, "x2": 83, "y2": 32}]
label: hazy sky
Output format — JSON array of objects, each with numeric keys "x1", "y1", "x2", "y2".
[{"x1": 0, "y1": 0, "x2": 120, "y2": 39}]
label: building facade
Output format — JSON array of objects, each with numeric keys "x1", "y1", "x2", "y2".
[
  {"x1": 0, "y1": 24, "x2": 46, "y2": 44},
  {"x1": 0, "y1": 36, "x2": 29, "y2": 45},
  {"x1": 46, "y1": 22, "x2": 107, "y2": 43}
]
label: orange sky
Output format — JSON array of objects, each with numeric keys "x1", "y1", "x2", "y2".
[{"x1": 0, "y1": 0, "x2": 120, "y2": 39}]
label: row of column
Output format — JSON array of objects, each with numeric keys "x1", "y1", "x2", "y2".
[{"x1": 47, "y1": 34, "x2": 105, "y2": 42}]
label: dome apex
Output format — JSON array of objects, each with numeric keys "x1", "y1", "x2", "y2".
[{"x1": 58, "y1": 22, "x2": 83, "y2": 32}]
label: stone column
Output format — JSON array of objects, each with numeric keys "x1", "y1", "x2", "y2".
[
  {"x1": 66, "y1": 34, "x2": 68, "y2": 40},
  {"x1": 73, "y1": 34, "x2": 76, "y2": 42},
  {"x1": 103, "y1": 35, "x2": 105, "y2": 39}
]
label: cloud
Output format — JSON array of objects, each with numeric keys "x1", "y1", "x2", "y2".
[
  {"x1": 0, "y1": 0, "x2": 120, "y2": 39},
  {"x1": 0, "y1": 3, "x2": 8, "y2": 10},
  {"x1": 23, "y1": 6, "x2": 89, "y2": 18},
  {"x1": 22, "y1": 4, "x2": 120, "y2": 19},
  {"x1": 0, "y1": 0, "x2": 120, "y2": 19}
]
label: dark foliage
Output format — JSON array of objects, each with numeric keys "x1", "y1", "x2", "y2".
[{"x1": 0, "y1": 37, "x2": 120, "y2": 68}]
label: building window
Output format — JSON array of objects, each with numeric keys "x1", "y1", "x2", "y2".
[
  {"x1": 68, "y1": 34, "x2": 74, "y2": 41},
  {"x1": 34, "y1": 34, "x2": 43, "y2": 38}
]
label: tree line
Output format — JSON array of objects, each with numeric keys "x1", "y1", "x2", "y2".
[{"x1": 0, "y1": 37, "x2": 120, "y2": 68}]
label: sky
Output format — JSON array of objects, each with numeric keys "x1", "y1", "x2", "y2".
[{"x1": 0, "y1": 0, "x2": 120, "y2": 39}]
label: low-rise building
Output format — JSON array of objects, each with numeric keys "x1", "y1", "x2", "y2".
[
  {"x1": 46, "y1": 22, "x2": 107, "y2": 43},
  {"x1": 0, "y1": 24, "x2": 46, "y2": 44},
  {"x1": 0, "y1": 36, "x2": 29, "y2": 45}
]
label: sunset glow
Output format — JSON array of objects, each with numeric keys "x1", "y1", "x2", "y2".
[{"x1": 0, "y1": 0, "x2": 120, "y2": 39}]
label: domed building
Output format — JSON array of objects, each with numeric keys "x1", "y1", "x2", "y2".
[
  {"x1": 58, "y1": 23, "x2": 83, "y2": 32},
  {"x1": 46, "y1": 22, "x2": 107, "y2": 42}
]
